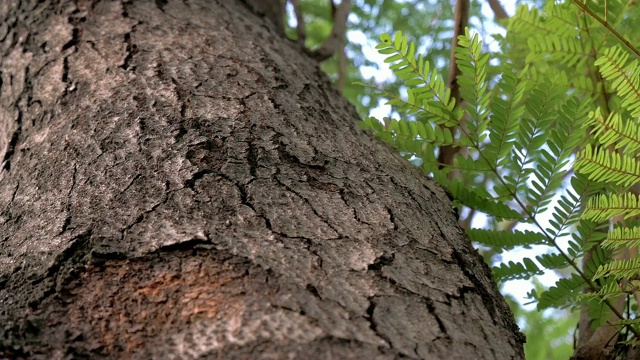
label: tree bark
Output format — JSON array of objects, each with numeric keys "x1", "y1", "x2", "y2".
[{"x1": 0, "y1": 0, "x2": 525, "y2": 359}]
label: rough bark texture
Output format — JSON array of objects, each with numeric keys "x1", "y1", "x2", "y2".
[{"x1": 0, "y1": 1, "x2": 525, "y2": 359}]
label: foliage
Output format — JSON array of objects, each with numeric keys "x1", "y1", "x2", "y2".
[
  {"x1": 359, "y1": 0, "x2": 640, "y2": 348},
  {"x1": 505, "y1": 280, "x2": 577, "y2": 360},
  {"x1": 285, "y1": 0, "x2": 480, "y2": 115}
]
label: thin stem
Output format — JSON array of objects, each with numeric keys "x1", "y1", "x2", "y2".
[{"x1": 570, "y1": 0, "x2": 640, "y2": 60}]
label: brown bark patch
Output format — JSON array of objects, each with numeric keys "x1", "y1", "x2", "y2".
[{"x1": 41, "y1": 249, "x2": 272, "y2": 357}]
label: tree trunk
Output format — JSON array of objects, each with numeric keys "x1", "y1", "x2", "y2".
[{"x1": 0, "y1": 1, "x2": 524, "y2": 359}]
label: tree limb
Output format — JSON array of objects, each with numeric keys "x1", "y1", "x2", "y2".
[
  {"x1": 487, "y1": 0, "x2": 509, "y2": 21},
  {"x1": 437, "y1": 0, "x2": 469, "y2": 179},
  {"x1": 306, "y1": 0, "x2": 351, "y2": 61},
  {"x1": 291, "y1": 0, "x2": 307, "y2": 45}
]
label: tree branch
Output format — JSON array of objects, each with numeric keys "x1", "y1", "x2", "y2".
[
  {"x1": 306, "y1": 0, "x2": 351, "y2": 61},
  {"x1": 487, "y1": 0, "x2": 508, "y2": 21},
  {"x1": 437, "y1": 0, "x2": 469, "y2": 178},
  {"x1": 291, "y1": 0, "x2": 307, "y2": 45}
]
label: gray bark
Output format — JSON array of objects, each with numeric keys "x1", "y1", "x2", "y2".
[{"x1": 0, "y1": 0, "x2": 525, "y2": 359}]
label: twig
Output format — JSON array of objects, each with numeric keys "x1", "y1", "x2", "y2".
[
  {"x1": 336, "y1": 36, "x2": 347, "y2": 90},
  {"x1": 570, "y1": 0, "x2": 640, "y2": 60}
]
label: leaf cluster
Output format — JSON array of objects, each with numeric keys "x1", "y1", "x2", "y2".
[{"x1": 361, "y1": 0, "x2": 640, "y2": 336}]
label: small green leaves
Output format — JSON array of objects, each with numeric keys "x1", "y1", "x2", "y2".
[
  {"x1": 603, "y1": 226, "x2": 640, "y2": 250},
  {"x1": 583, "y1": 193, "x2": 640, "y2": 222},
  {"x1": 593, "y1": 258, "x2": 640, "y2": 281},
  {"x1": 595, "y1": 46, "x2": 640, "y2": 116},
  {"x1": 467, "y1": 229, "x2": 546, "y2": 251},
  {"x1": 493, "y1": 258, "x2": 543, "y2": 282},
  {"x1": 374, "y1": 31, "x2": 461, "y2": 127},
  {"x1": 575, "y1": 144, "x2": 640, "y2": 187},
  {"x1": 361, "y1": 0, "x2": 640, "y2": 325},
  {"x1": 582, "y1": 109, "x2": 640, "y2": 155},
  {"x1": 537, "y1": 274, "x2": 586, "y2": 310},
  {"x1": 444, "y1": 179, "x2": 522, "y2": 220},
  {"x1": 456, "y1": 29, "x2": 491, "y2": 145}
]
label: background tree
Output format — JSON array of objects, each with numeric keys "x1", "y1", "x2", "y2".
[{"x1": 0, "y1": 0, "x2": 523, "y2": 358}]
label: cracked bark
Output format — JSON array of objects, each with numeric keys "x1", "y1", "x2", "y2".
[{"x1": 0, "y1": 0, "x2": 524, "y2": 359}]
